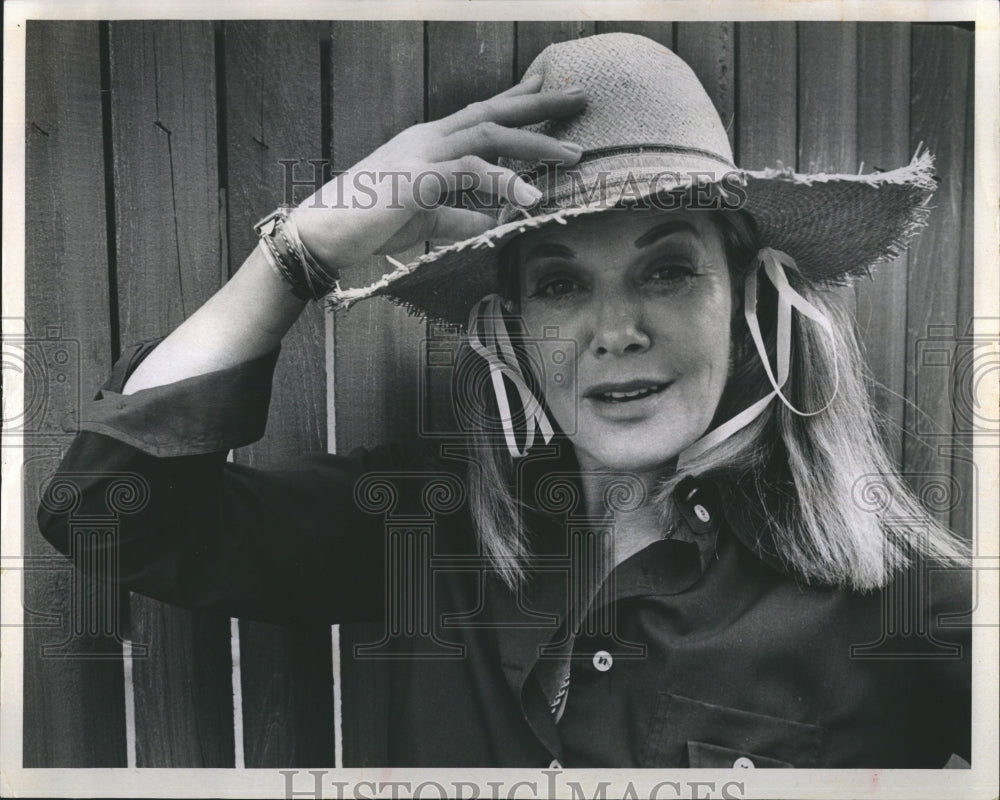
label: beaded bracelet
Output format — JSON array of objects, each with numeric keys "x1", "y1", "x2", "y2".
[{"x1": 253, "y1": 207, "x2": 338, "y2": 301}]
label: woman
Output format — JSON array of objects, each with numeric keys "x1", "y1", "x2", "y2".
[{"x1": 39, "y1": 33, "x2": 971, "y2": 768}]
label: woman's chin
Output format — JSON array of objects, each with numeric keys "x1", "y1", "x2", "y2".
[
  {"x1": 560, "y1": 409, "x2": 707, "y2": 475},
  {"x1": 569, "y1": 432, "x2": 698, "y2": 476}
]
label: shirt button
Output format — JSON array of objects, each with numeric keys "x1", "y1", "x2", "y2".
[
  {"x1": 549, "y1": 759, "x2": 562, "y2": 769},
  {"x1": 733, "y1": 756, "x2": 755, "y2": 769},
  {"x1": 693, "y1": 503, "x2": 711, "y2": 523},
  {"x1": 592, "y1": 650, "x2": 613, "y2": 672}
]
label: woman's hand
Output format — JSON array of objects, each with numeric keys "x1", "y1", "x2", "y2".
[
  {"x1": 292, "y1": 75, "x2": 587, "y2": 279},
  {"x1": 122, "y1": 77, "x2": 585, "y2": 394}
]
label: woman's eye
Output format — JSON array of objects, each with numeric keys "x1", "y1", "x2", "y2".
[
  {"x1": 533, "y1": 277, "x2": 579, "y2": 298},
  {"x1": 647, "y1": 262, "x2": 695, "y2": 283}
]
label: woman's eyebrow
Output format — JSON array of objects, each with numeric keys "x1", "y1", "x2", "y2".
[
  {"x1": 633, "y1": 220, "x2": 699, "y2": 249},
  {"x1": 522, "y1": 242, "x2": 575, "y2": 262}
]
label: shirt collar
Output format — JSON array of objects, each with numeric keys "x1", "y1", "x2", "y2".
[
  {"x1": 486, "y1": 470, "x2": 795, "y2": 674},
  {"x1": 484, "y1": 468, "x2": 795, "y2": 760}
]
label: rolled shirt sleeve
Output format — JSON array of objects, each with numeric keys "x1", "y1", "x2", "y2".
[
  {"x1": 36, "y1": 339, "x2": 408, "y2": 626},
  {"x1": 68, "y1": 338, "x2": 279, "y2": 456}
]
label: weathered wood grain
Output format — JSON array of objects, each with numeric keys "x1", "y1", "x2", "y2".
[
  {"x1": 224, "y1": 19, "x2": 335, "y2": 767},
  {"x1": 595, "y1": 21, "x2": 675, "y2": 49},
  {"x1": 515, "y1": 22, "x2": 596, "y2": 76},
  {"x1": 855, "y1": 23, "x2": 912, "y2": 467},
  {"x1": 735, "y1": 22, "x2": 796, "y2": 170},
  {"x1": 108, "y1": 20, "x2": 235, "y2": 767},
  {"x1": 23, "y1": 19, "x2": 124, "y2": 768},
  {"x1": 798, "y1": 22, "x2": 859, "y2": 318},
  {"x1": 330, "y1": 21, "x2": 425, "y2": 457},
  {"x1": 676, "y1": 23, "x2": 735, "y2": 150},
  {"x1": 904, "y1": 25, "x2": 972, "y2": 524},
  {"x1": 222, "y1": 21, "x2": 334, "y2": 767},
  {"x1": 330, "y1": 20, "x2": 425, "y2": 767},
  {"x1": 423, "y1": 23, "x2": 515, "y2": 437},
  {"x1": 949, "y1": 33, "x2": 976, "y2": 539}
]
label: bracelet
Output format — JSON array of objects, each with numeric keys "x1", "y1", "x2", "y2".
[{"x1": 253, "y1": 208, "x2": 339, "y2": 301}]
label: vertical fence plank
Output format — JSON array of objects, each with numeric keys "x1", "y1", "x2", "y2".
[
  {"x1": 424, "y1": 22, "x2": 515, "y2": 436},
  {"x1": 856, "y1": 23, "x2": 912, "y2": 467},
  {"x1": 224, "y1": 19, "x2": 335, "y2": 768},
  {"x1": 330, "y1": 22, "x2": 425, "y2": 457},
  {"x1": 798, "y1": 22, "x2": 858, "y2": 318},
  {"x1": 331, "y1": 21, "x2": 425, "y2": 767},
  {"x1": 108, "y1": 20, "x2": 235, "y2": 767},
  {"x1": 735, "y1": 22, "x2": 796, "y2": 170},
  {"x1": 23, "y1": 20, "x2": 124, "y2": 767},
  {"x1": 950, "y1": 39, "x2": 975, "y2": 539},
  {"x1": 675, "y1": 23, "x2": 735, "y2": 150},
  {"x1": 515, "y1": 22, "x2": 595, "y2": 75},
  {"x1": 595, "y1": 21, "x2": 674, "y2": 49},
  {"x1": 798, "y1": 23, "x2": 858, "y2": 176},
  {"x1": 428, "y1": 23, "x2": 516, "y2": 119},
  {"x1": 904, "y1": 25, "x2": 972, "y2": 524}
]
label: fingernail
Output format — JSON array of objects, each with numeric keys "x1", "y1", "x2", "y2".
[
  {"x1": 516, "y1": 183, "x2": 543, "y2": 205},
  {"x1": 564, "y1": 85, "x2": 585, "y2": 96},
  {"x1": 562, "y1": 142, "x2": 583, "y2": 157}
]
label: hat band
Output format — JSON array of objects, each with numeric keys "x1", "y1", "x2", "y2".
[
  {"x1": 519, "y1": 144, "x2": 736, "y2": 199},
  {"x1": 498, "y1": 147, "x2": 742, "y2": 225},
  {"x1": 522, "y1": 144, "x2": 736, "y2": 185}
]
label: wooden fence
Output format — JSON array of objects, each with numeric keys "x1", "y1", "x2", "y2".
[{"x1": 22, "y1": 20, "x2": 975, "y2": 767}]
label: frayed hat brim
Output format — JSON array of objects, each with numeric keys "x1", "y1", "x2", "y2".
[{"x1": 327, "y1": 150, "x2": 936, "y2": 328}]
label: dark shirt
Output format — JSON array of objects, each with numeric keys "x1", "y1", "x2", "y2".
[{"x1": 38, "y1": 340, "x2": 972, "y2": 768}]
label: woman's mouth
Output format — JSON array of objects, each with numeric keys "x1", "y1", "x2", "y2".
[{"x1": 586, "y1": 381, "x2": 672, "y2": 403}]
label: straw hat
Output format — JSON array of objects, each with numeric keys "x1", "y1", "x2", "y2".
[{"x1": 331, "y1": 32, "x2": 936, "y2": 326}]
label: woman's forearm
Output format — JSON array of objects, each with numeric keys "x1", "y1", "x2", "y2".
[
  {"x1": 122, "y1": 81, "x2": 584, "y2": 396},
  {"x1": 122, "y1": 245, "x2": 307, "y2": 394}
]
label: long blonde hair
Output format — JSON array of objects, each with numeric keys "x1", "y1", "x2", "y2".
[{"x1": 457, "y1": 208, "x2": 970, "y2": 590}]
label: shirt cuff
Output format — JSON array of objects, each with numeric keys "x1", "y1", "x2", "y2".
[{"x1": 69, "y1": 338, "x2": 281, "y2": 457}]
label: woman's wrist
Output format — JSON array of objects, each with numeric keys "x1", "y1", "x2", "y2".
[{"x1": 255, "y1": 207, "x2": 340, "y2": 301}]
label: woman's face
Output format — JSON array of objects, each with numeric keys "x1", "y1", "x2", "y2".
[{"x1": 516, "y1": 208, "x2": 733, "y2": 474}]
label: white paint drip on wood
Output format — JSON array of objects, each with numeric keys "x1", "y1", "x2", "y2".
[
  {"x1": 122, "y1": 636, "x2": 136, "y2": 769},
  {"x1": 332, "y1": 624, "x2": 343, "y2": 768},
  {"x1": 230, "y1": 616, "x2": 245, "y2": 769}
]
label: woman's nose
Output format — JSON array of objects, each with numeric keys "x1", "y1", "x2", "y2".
[{"x1": 588, "y1": 298, "x2": 652, "y2": 357}]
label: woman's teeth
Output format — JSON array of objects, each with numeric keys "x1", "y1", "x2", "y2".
[{"x1": 598, "y1": 384, "x2": 665, "y2": 402}]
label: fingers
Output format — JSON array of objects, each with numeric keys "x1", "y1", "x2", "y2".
[
  {"x1": 496, "y1": 73, "x2": 544, "y2": 98},
  {"x1": 437, "y1": 123, "x2": 582, "y2": 164},
  {"x1": 422, "y1": 156, "x2": 541, "y2": 207},
  {"x1": 374, "y1": 206, "x2": 496, "y2": 253},
  {"x1": 425, "y1": 206, "x2": 497, "y2": 244},
  {"x1": 437, "y1": 85, "x2": 587, "y2": 135}
]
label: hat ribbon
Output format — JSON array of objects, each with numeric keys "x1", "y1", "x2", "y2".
[
  {"x1": 677, "y1": 247, "x2": 839, "y2": 468},
  {"x1": 466, "y1": 294, "x2": 555, "y2": 457}
]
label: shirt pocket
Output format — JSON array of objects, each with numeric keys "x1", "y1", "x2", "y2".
[
  {"x1": 686, "y1": 741, "x2": 793, "y2": 768},
  {"x1": 639, "y1": 692, "x2": 823, "y2": 768}
]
